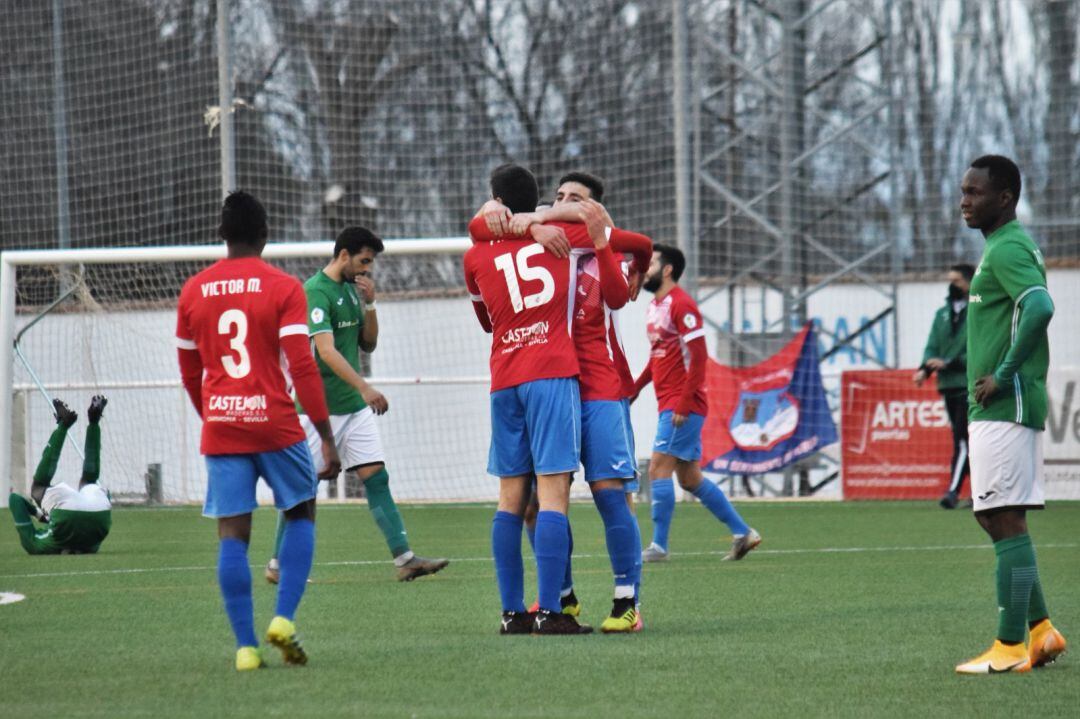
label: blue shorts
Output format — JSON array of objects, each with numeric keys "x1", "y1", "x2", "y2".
[
  {"x1": 581, "y1": 399, "x2": 636, "y2": 483},
  {"x1": 653, "y1": 410, "x2": 705, "y2": 462},
  {"x1": 203, "y1": 440, "x2": 318, "y2": 518},
  {"x1": 488, "y1": 378, "x2": 581, "y2": 477}
]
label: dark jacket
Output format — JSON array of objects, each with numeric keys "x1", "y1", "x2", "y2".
[{"x1": 921, "y1": 298, "x2": 967, "y2": 392}]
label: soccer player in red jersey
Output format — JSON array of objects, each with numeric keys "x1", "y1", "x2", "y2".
[
  {"x1": 176, "y1": 191, "x2": 341, "y2": 670},
  {"x1": 464, "y1": 164, "x2": 590, "y2": 635},
  {"x1": 470, "y1": 173, "x2": 651, "y2": 632},
  {"x1": 632, "y1": 243, "x2": 761, "y2": 563}
]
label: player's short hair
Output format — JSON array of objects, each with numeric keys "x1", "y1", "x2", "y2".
[
  {"x1": 970, "y1": 155, "x2": 1021, "y2": 202},
  {"x1": 219, "y1": 191, "x2": 268, "y2": 246},
  {"x1": 489, "y1": 164, "x2": 539, "y2": 214},
  {"x1": 654, "y1": 242, "x2": 686, "y2": 282},
  {"x1": 335, "y1": 226, "x2": 384, "y2": 257},
  {"x1": 558, "y1": 171, "x2": 605, "y2": 202},
  {"x1": 949, "y1": 263, "x2": 976, "y2": 281}
]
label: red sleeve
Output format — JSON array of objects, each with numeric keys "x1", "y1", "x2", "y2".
[
  {"x1": 278, "y1": 280, "x2": 329, "y2": 423},
  {"x1": 607, "y1": 228, "x2": 652, "y2": 275},
  {"x1": 676, "y1": 337, "x2": 707, "y2": 416},
  {"x1": 282, "y1": 334, "x2": 329, "y2": 423},
  {"x1": 177, "y1": 348, "x2": 204, "y2": 418},
  {"x1": 595, "y1": 245, "x2": 629, "y2": 310},
  {"x1": 633, "y1": 363, "x2": 653, "y2": 397},
  {"x1": 468, "y1": 216, "x2": 497, "y2": 244},
  {"x1": 175, "y1": 293, "x2": 203, "y2": 417},
  {"x1": 463, "y1": 253, "x2": 493, "y2": 332}
]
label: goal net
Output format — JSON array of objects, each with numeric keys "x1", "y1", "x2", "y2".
[{"x1": 0, "y1": 240, "x2": 514, "y2": 504}]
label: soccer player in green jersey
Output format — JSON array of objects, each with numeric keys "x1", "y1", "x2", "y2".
[
  {"x1": 265, "y1": 227, "x2": 449, "y2": 583},
  {"x1": 7, "y1": 397, "x2": 111, "y2": 555},
  {"x1": 953, "y1": 155, "x2": 1066, "y2": 675}
]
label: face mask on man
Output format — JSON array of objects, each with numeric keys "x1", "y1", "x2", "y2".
[{"x1": 948, "y1": 283, "x2": 967, "y2": 301}]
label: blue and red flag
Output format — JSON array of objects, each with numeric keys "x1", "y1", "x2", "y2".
[{"x1": 702, "y1": 324, "x2": 837, "y2": 475}]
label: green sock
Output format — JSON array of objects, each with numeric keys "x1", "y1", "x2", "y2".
[
  {"x1": 1027, "y1": 542, "x2": 1050, "y2": 626},
  {"x1": 81, "y1": 423, "x2": 101, "y2": 484},
  {"x1": 994, "y1": 534, "x2": 1039, "y2": 644},
  {"x1": 363, "y1": 468, "x2": 410, "y2": 558},
  {"x1": 33, "y1": 424, "x2": 69, "y2": 487},
  {"x1": 272, "y1": 511, "x2": 286, "y2": 560}
]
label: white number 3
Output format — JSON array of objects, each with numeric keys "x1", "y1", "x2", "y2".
[
  {"x1": 218, "y1": 309, "x2": 251, "y2": 378},
  {"x1": 493, "y1": 244, "x2": 555, "y2": 313}
]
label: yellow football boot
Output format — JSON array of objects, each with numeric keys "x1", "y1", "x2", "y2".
[
  {"x1": 955, "y1": 640, "x2": 1031, "y2": 674},
  {"x1": 266, "y1": 616, "x2": 308, "y2": 666},
  {"x1": 1028, "y1": 619, "x2": 1066, "y2": 668}
]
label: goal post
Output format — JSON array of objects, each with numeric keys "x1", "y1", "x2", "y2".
[{"x1": 0, "y1": 237, "x2": 475, "y2": 501}]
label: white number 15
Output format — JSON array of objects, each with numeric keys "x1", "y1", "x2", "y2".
[{"x1": 493, "y1": 244, "x2": 555, "y2": 313}]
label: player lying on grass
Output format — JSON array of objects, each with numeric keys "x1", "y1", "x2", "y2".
[
  {"x1": 265, "y1": 226, "x2": 448, "y2": 584},
  {"x1": 177, "y1": 190, "x2": 341, "y2": 671},
  {"x1": 470, "y1": 171, "x2": 651, "y2": 632},
  {"x1": 8, "y1": 397, "x2": 111, "y2": 555}
]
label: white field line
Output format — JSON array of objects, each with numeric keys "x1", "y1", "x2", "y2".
[{"x1": 2, "y1": 542, "x2": 1077, "y2": 581}]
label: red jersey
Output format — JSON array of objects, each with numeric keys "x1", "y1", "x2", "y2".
[
  {"x1": 463, "y1": 239, "x2": 579, "y2": 392},
  {"x1": 573, "y1": 250, "x2": 633, "y2": 401},
  {"x1": 645, "y1": 285, "x2": 708, "y2": 415},
  {"x1": 467, "y1": 217, "x2": 652, "y2": 400},
  {"x1": 176, "y1": 257, "x2": 328, "y2": 454}
]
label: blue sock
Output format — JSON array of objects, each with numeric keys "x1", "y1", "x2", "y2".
[
  {"x1": 492, "y1": 511, "x2": 526, "y2": 613},
  {"x1": 217, "y1": 538, "x2": 257, "y2": 648},
  {"x1": 630, "y1": 509, "x2": 643, "y2": 603},
  {"x1": 693, "y1": 479, "x2": 750, "y2": 536},
  {"x1": 534, "y1": 511, "x2": 570, "y2": 613},
  {"x1": 650, "y1": 478, "x2": 675, "y2": 551},
  {"x1": 275, "y1": 518, "x2": 315, "y2": 620},
  {"x1": 525, "y1": 521, "x2": 536, "y2": 554},
  {"x1": 562, "y1": 520, "x2": 574, "y2": 594},
  {"x1": 593, "y1": 488, "x2": 636, "y2": 591}
]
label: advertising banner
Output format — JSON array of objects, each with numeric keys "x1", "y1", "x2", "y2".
[{"x1": 703, "y1": 325, "x2": 837, "y2": 475}]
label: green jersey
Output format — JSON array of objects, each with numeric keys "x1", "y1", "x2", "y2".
[
  {"x1": 299, "y1": 270, "x2": 368, "y2": 415},
  {"x1": 966, "y1": 221, "x2": 1050, "y2": 428},
  {"x1": 27, "y1": 509, "x2": 111, "y2": 555}
]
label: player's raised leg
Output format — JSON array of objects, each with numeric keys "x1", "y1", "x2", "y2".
[
  {"x1": 79, "y1": 396, "x2": 106, "y2": 488},
  {"x1": 29, "y1": 400, "x2": 78, "y2": 507}
]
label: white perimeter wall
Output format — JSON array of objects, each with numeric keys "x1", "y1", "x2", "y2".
[{"x1": 13, "y1": 270, "x2": 1080, "y2": 503}]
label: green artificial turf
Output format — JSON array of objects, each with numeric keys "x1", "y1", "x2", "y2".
[{"x1": 1, "y1": 501, "x2": 1077, "y2": 718}]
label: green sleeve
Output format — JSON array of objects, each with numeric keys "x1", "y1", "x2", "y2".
[
  {"x1": 993, "y1": 289, "x2": 1054, "y2": 386},
  {"x1": 991, "y1": 241, "x2": 1046, "y2": 302},
  {"x1": 921, "y1": 312, "x2": 941, "y2": 365},
  {"x1": 306, "y1": 287, "x2": 333, "y2": 335}
]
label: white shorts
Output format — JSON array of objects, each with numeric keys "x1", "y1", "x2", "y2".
[
  {"x1": 41, "y1": 483, "x2": 111, "y2": 514},
  {"x1": 300, "y1": 408, "x2": 384, "y2": 473},
  {"x1": 969, "y1": 420, "x2": 1044, "y2": 513}
]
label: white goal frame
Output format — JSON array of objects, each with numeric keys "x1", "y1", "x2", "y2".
[{"x1": 0, "y1": 238, "x2": 472, "y2": 497}]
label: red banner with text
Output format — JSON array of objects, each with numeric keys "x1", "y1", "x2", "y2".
[{"x1": 841, "y1": 369, "x2": 964, "y2": 500}]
